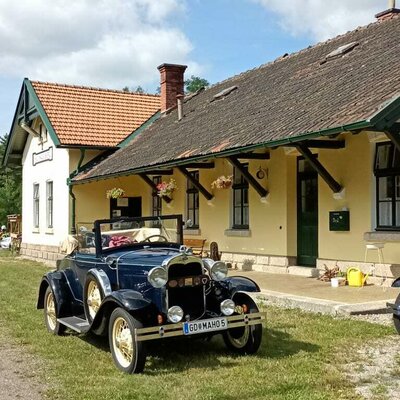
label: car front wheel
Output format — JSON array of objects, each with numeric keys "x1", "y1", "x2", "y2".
[
  {"x1": 44, "y1": 286, "x2": 66, "y2": 335},
  {"x1": 223, "y1": 296, "x2": 262, "y2": 354},
  {"x1": 109, "y1": 308, "x2": 146, "y2": 374}
]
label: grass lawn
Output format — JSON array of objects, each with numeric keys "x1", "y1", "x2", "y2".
[{"x1": 0, "y1": 252, "x2": 396, "y2": 400}]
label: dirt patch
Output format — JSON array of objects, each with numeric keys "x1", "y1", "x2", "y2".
[
  {"x1": 344, "y1": 336, "x2": 400, "y2": 400},
  {"x1": 0, "y1": 338, "x2": 46, "y2": 400}
]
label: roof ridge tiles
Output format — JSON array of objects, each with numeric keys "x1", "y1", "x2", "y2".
[{"x1": 30, "y1": 80, "x2": 160, "y2": 98}]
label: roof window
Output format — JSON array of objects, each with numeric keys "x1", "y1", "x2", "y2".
[
  {"x1": 320, "y1": 42, "x2": 359, "y2": 64},
  {"x1": 211, "y1": 86, "x2": 238, "y2": 101}
]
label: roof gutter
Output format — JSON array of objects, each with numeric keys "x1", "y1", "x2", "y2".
[{"x1": 69, "y1": 119, "x2": 373, "y2": 186}]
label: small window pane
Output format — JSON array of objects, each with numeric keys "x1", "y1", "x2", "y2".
[{"x1": 375, "y1": 144, "x2": 391, "y2": 170}]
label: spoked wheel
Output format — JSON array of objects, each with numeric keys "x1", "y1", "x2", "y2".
[
  {"x1": 223, "y1": 296, "x2": 262, "y2": 354},
  {"x1": 393, "y1": 293, "x2": 400, "y2": 334},
  {"x1": 109, "y1": 308, "x2": 146, "y2": 374},
  {"x1": 84, "y1": 275, "x2": 104, "y2": 323},
  {"x1": 44, "y1": 286, "x2": 65, "y2": 335}
]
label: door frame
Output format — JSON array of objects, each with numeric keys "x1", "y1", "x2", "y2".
[{"x1": 297, "y1": 157, "x2": 318, "y2": 266}]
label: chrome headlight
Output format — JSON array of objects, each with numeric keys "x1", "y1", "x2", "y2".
[
  {"x1": 220, "y1": 299, "x2": 235, "y2": 316},
  {"x1": 147, "y1": 266, "x2": 168, "y2": 288},
  {"x1": 211, "y1": 261, "x2": 228, "y2": 281},
  {"x1": 167, "y1": 306, "x2": 184, "y2": 323}
]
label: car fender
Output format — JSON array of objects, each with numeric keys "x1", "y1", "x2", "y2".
[
  {"x1": 37, "y1": 271, "x2": 76, "y2": 318},
  {"x1": 91, "y1": 289, "x2": 153, "y2": 334},
  {"x1": 225, "y1": 276, "x2": 260, "y2": 296},
  {"x1": 87, "y1": 268, "x2": 112, "y2": 296},
  {"x1": 392, "y1": 277, "x2": 400, "y2": 288}
]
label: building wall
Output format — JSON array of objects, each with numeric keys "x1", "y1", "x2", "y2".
[
  {"x1": 71, "y1": 131, "x2": 400, "y2": 282},
  {"x1": 21, "y1": 130, "x2": 70, "y2": 247}
]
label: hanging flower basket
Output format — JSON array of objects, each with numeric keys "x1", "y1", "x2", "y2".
[
  {"x1": 157, "y1": 178, "x2": 177, "y2": 198},
  {"x1": 106, "y1": 187, "x2": 125, "y2": 199},
  {"x1": 211, "y1": 175, "x2": 233, "y2": 190}
]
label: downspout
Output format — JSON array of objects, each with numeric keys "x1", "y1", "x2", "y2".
[{"x1": 69, "y1": 148, "x2": 86, "y2": 234}]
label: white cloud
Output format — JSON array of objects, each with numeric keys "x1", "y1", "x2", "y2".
[
  {"x1": 253, "y1": 0, "x2": 385, "y2": 41},
  {"x1": 0, "y1": 0, "x2": 202, "y2": 89}
]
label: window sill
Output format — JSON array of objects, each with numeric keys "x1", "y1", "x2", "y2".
[
  {"x1": 364, "y1": 231, "x2": 400, "y2": 242},
  {"x1": 32, "y1": 228, "x2": 40, "y2": 234},
  {"x1": 45, "y1": 228, "x2": 54, "y2": 235},
  {"x1": 183, "y1": 228, "x2": 201, "y2": 236},
  {"x1": 224, "y1": 229, "x2": 251, "y2": 237}
]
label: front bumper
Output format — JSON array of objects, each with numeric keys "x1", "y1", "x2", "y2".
[
  {"x1": 135, "y1": 311, "x2": 266, "y2": 342},
  {"x1": 387, "y1": 302, "x2": 400, "y2": 317}
]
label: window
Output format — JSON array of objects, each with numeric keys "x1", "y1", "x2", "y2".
[
  {"x1": 232, "y1": 165, "x2": 249, "y2": 229},
  {"x1": 374, "y1": 142, "x2": 400, "y2": 229},
  {"x1": 46, "y1": 181, "x2": 53, "y2": 228},
  {"x1": 33, "y1": 183, "x2": 40, "y2": 228},
  {"x1": 152, "y1": 176, "x2": 162, "y2": 223},
  {"x1": 186, "y1": 171, "x2": 199, "y2": 228}
]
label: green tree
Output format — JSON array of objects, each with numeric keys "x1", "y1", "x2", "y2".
[
  {"x1": 0, "y1": 134, "x2": 22, "y2": 225},
  {"x1": 122, "y1": 85, "x2": 145, "y2": 94},
  {"x1": 184, "y1": 76, "x2": 209, "y2": 93}
]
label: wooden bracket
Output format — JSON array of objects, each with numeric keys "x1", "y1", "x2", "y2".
[
  {"x1": 139, "y1": 173, "x2": 172, "y2": 203},
  {"x1": 227, "y1": 156, "x2": 268, "y2": 198},
  {"x1": 384, "y1": 128, "x2": 400, "y2": 153},
  {"x1": 177, "y1": 166, "x2": 214, "y2": 201},
  {"x1": 296, "y1": 144, "x2": 342, "y2": 193}
]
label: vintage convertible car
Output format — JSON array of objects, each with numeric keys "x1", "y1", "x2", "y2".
[{"x1": 37, "y1": 215, "x2": 266, "y2": 373}]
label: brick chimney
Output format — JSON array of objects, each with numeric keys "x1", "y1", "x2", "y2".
[
  {"x1": 375, "y1": 0, "x2": 400, "y2": 21},
  {"x1": 157, "y1": 63, "x2": 187, "y2": 113}
]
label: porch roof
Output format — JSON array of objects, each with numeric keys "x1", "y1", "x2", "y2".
[{"x1": 73, "y1": 16, "x2": 400, "y2": 184}]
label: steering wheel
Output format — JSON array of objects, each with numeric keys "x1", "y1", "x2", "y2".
[{"x1": 142, "y1": 235, "x2": 168, "y2": 243}]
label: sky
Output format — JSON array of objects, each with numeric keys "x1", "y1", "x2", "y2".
[{"x1": 0, "y1": 0, "x2": 388, "y2": 135}]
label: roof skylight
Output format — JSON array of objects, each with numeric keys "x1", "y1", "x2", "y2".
[
  {"x1": 321, "y1": 42, "x2": 359, "y2": 64},
  {"x1": 211, "y1": 86, "x2": 238, "y2": 101}
]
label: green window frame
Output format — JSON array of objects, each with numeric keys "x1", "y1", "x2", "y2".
[
  {"x1": 374, "y1": 142, "x2": 400, "y2": 230},
  {"x1": 232, "y1": 164, "x2": 249, "y2": 229},
  {"x1": 186, "y1": 170, "x2": 199, "y2": 229},
  {"x1": 33, "y1": 183, "x2": 40, "y2": 228}
]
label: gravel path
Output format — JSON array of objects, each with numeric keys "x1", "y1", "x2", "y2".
[{"x1": 0, "y1": 339, "x2": 45, "y2": 400}]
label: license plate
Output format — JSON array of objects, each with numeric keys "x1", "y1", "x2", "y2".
[{"x1": 183, "y1": 317, "x2": 227, "y2": 335}]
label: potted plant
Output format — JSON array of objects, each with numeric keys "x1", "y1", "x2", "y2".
[
  {"x1": 156, "y1": 178, "x2": 177, "y2": 198},
  {"x1": 106, "y1": 187, "x2": 125, "y2": 199},
  {"x1": 211, "y1": 175, "x2": 233, "y2": 190}
]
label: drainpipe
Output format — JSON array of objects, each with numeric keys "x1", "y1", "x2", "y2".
[{"x1": 69, "y1": 148, "x2": 86, "y2": 234}]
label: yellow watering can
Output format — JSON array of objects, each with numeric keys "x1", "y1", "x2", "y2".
[{"x1": 347, "y1": 267, "x2": 368, "y2": 287}]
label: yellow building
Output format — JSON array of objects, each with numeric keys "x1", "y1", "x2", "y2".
[{"x1": 71, "y1": 12, "x2": 400, "y2": 285}]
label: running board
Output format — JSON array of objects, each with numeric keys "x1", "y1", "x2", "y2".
[{"x1": 58, "y1": 317, "x2": 90, "y2": 333}]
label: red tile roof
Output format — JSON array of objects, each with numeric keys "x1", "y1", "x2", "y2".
[{"x1": 31, "y1": 81, "x2": 160, "y2": 147}]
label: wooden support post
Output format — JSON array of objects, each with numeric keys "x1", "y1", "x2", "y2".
[
  {"x1": 177, "y1": 166, "x2": 214, "y2": 201},
  {"x1": 227, "y1": 156, "x2": 268, "y2": 198},
  {"x1": 296, "y1": 144, "x2": 342, "y2": 193},
  {"x1": 139, "y1": 173, "x2": 172, "y2": 203}
]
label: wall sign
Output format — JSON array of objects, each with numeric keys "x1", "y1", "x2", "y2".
[{"x1": 33, "y1": 147, "x2": 53, "y2": 166}]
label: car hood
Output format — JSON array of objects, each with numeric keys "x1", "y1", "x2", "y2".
[{"x1": 107, "y1": 247, "x2": 183, "y2": 268}]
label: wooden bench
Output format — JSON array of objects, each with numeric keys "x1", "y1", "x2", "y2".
[{"x1": 183, "y1": 238, "x2": 206, "y2": 257}]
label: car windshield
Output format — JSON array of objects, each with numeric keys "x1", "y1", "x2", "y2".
[{"x1": 95, "y1": 215, "x2": 182, "y2": 251}]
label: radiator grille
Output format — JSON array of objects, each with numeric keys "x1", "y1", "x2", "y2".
[{"x1": 167, "y1": 261, "x2": 205, "y2": 320}]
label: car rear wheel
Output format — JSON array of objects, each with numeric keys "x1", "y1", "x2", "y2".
[
  {"x1": 44, "y1": 286, "x2": 66, "y2": 335},
  {"x1": 393, "y1": 293, "x2": 400, "y2": 334},
  {"x1": 84, "y1": 275, "x2": 104, "y2": 323},
  {"x1": 109, "y1": 308, "x2": 146, "y2": 374},
  {"x1": 223, "y1": 296, "x2": 262, "y2": 354}
]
